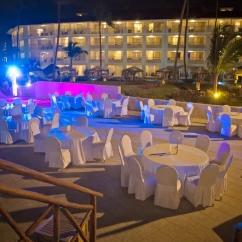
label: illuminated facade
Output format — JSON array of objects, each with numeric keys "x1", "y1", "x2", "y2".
[{"x1": 8, "y1": 18, "x2": 242, "y2": 76}]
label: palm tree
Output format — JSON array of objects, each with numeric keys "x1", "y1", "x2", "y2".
[
  {"x1": 63, "y1": 42, "x2": 88, "y2": 68},
  {"x1": 172, "y1": 0, "x2": 187, "y2": 82},
  {"x1": 94, "y1": 2, "x2": 114, "y2": 67},
  {"x1": 206, "y1": 24, "x2": 242, "y2": 92}
]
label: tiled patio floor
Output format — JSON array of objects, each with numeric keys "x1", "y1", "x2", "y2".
[{"x1": 0, "y1": 110, "x2": 241, "y2": 242}]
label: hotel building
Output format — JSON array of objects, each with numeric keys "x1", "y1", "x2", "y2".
[{"x1": 8, "y1": 17, "x2": 242, "y2": 77}]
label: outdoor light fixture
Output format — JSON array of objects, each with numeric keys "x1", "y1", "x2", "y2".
[
  {"x1": 7, "y1": 66, "x2": 21, "y2": 97},
  {"x1": 214, "y1": 92, "x2": 219, "y2": 98},
  {"x1": 26, "y1": 81, "x2": 31, "y2": 87}
]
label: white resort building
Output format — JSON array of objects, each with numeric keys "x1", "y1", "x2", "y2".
[{"x1": 8, "y1": 18, "x2": 242, "y2": 77}]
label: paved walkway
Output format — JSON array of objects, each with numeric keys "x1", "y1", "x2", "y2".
[{"x1": 0, "y1": 110, "x2": 241, "y2": 242}]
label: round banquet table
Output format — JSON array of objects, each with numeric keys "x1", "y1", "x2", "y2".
[
  {"x1": 93, "y1": 98, "x2": 121, "y2": 110},
  {"x1": 47, "y1": 126, "x2": 100, "y2": 165},
  {"x1": 217, "y1": 112, "x2": 242, "y2": 126},
  {"x1": 143, "y1": 144, "x2": 209, "y2": 190},
  {"x1": 150, "y1": 105, "x2": 184, "y2": 124}
]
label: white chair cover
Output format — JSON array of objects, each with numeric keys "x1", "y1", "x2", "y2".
[
  {"x1": 117, "y1": 93, "x2": 123, "y2": 101},
  {"x1": 22, "y1": 118, "x2": 40, "y2": 144},
  {"x1": 51, "y1": 112, "x2": 60, "y2": 129},
  {"x1": 76, "y1": 116, "x2": 88, "y2": 127},
  {"x1": 27, "y1": 103, "x2": 35, "y2": 115},
  {"x1": 220, "y1": 114, "x2": 237, "y2": 137},
  {"x1": 92, "y1": 128, "x2": 114, "y2": 161},
  {"x1": 86, "y1": 93, "x2": 93, "y2": 101},
  {"x1": 143, "y1": 105, "x2": 155, "y2": 124},
  {"x1": 195, "y1": 135, "x2": 210, "y2": 153},
  {"x1": 29, "y1": 118, "x2": 46, "y2": 153},
  {"x1": 11, "y1": 105, "x2": 22, "y2": 116},
  {"x1": 148, "y1": 99, "x2": 155, "y2": 108},
  {"x1": 185, "y1": 164, "x2": 219, "y2": 207},
  {"x1": 128, "y1": 157, "x2": 156, "y2": 201},
  {"x1": 169, "y1": 130, "x2": 184, "y2": 144},
  {"x1": 103, "y1": 100, "x2": 115, "y2": 118},
  {"x1": 155, "y1": 165, "x2": 182, "y2": 209},
  {"x1": 178, "y1": 106, "x2": 194, "y2": 126},
  {"x1": 0, "y1": 99, "x2": 7, "y2": 107},
  {"x1": 238, "y1": 125, "x2": 242, "y2": 138},
  {"x1": 101, "y1": 93, "x2": 108, "y2": 99},
  {"x1": 139, "y1": 130, "x2": 153, "y2": 154},
  {"x1": 0, "y1": 120, "x2": 15, "y2": 144},
  {"x1": 168, "y1": 99, "x2": 176, "y2": 105},
  {"x1": 206, "y1": 108, "x2": 221, "y2": 132},
  {"x1": 211, "y1": 142, "x2": 231, "y2": 168},
  {"x1": 116, "y1": 97, "x2": 129, "y2": 116},
  {"x1": 13, "y1": 98, "x2": 22, "y2": 106},
  {"x1": 117, "y1": 144, "x2": 129, "y2": 187},
  {"x1": 186, "y1": 102, "x2": 193, "y2": 112},
  {"x1": 222, "y1": 105, "x2": 231, "y2": 113},
  {"x1": 121, "y1": 135, "x2": 136, "y2": 161},
  {"x1": 61, "y1": 95, "x2": 71, "y2": 110},
  {"x1": 140, "y1": 101, "x2": 145, "y2": 121},
  {"x1": 65, "y1": 91, "x2": 71, "y2": 96},
  {"x1": 163, "y1": 107, "x2": 176, "y2": 127},
  {"x1": 27, "y1": 99, "x2": 34, "y2": 105},
  {"x1": 45, "y1": 136, "x2": 71, "y2": 168},
  {"x1": 54, "y1": 92, "x2": 59, "y2": 97},
  {"x1": 215, "y1": 155, "x2": 233, "y2": 199}
]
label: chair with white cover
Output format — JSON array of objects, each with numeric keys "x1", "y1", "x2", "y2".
[
  {"x1": 0, "y1": 120, "x2": 18, "y2": 144},
  {"x1": 92, "y1": 128, "x2": 114, "y2": 161},
  {"x1": 238, "y1": 125, "x2": 242, "y2": 138},
  {"x1": 162, "y1": 107, "x2": 176, "y2": 127},
  {"x1": 195, "y1": 135, "x2": 210, "y2": 153},
  {"x1": 186, "y1": 102, "x2": 193, "y2": 112},
  {"x1": 116, "y1": 97, "x2": 129, "y2": 116},
  {"x1": 51, "y1": 112, "x2": 60, "y2": 129},
  {"x1": 155, "y1": 165, "x2": 182, "y2": 209},
  {"x1": 22, "y1": 118, "x2": 40, "y2": 144},
  {"x1": 86, "y1": 93, "x2": 93, "y2": 101},
  {"x1": 85, "y1": 101, "x2": 100, "y2": 117},
  {"x1": 139, "y1": 130, "x2": 153, "y2": 154},
  {"x1": 210, "y1": 142, "x2": 230, "y2": 169},
  {"x1": 27, "y1": 102, "x2": 35, "y2": 115},
  {"x1": 103, "y1": 100, "x2": 115, "y2": 118},
  {"x1": 13, "y1": 98, "x2": 22, "y2": 106},
  {"x1": 215, "y1": 155, "x2": 233, "y2": 200},
  {"x1": 70, "y1": 94, "x2": 83, "y2": 109},
  {"x1": 101, "y1": 93, "x2": 108, "y2": 99},
  {"x1": 148, "y1": 99, "x2": 155, "y2": 108},
  {"x1": 92, "y1": 92, "x2": 98, "y2": 99},
  {"x1": 206, "y1": 106, "x2": 221, "y2": 132},
  {"x1": 128, "y1": 156, "x2": 156, "y2": 201},
  {"x1": 139, "y1": 101, "x2": 145, "y2": 120},
  {"x1": 117, "y1": 144, "x2": 129, "y2": 187},
  {"x1": 121, "y1": 135, "x2": 136, "y2": 161},
  {"x1": 117, "y1": 93, "x2": 123, "y2": 102},
  {"x1": 61, "y1": 95, "x2": 71, "y2": 110},
  {"x1": 143, "y1": 105, "x2": 155, "y2": 124},
  {"x1": 167, "y1": 99, "x2": 176, "y2": 105},
  {"x1": 0, "y1": 99, "x2": 7, "y2": 107},
  {"x1": 220, "y1": 114, "x2": 237, "y2": 137},
  {"x1": 65, "y1": 91, "x2": 71, "y2": 96},
  {"x1": 76, "y1": 116, "x2": 88, "y2": 127},
  {"x1": 185, "y1": 164, "x2": 219, "y2": 207},
  {"x1": 169, "y1": 130, "x2": 184, "y2": 144},
  {"x1": 54, "y1": 92, "x2": 60, "y2": 97},
  {"x1": 11, "y1": 105, "x2": 22, "y2": 116},
  {"x1": 29, "y1": 117, "x2": 46, "y2": 152},
  {"x1": 178, "y1": 106, "x2": 194, "y2": 126},
  {"x1": 222, "y1": 105, "x2": 231, "y2": 113},
  {"x1": 45, "y1": 137, "x2": 71, "y2": 169}
]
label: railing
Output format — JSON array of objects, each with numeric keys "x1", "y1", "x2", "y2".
[
  {"x1": 0, "y1": 159, "x2": 103, "y2": 242},
  {"x1": 108, "y1": 57, "x2": 123, "y2": 61},
  {"x1": 126, "y1": 27, "x2": 142, "y2": 33},
  {"x1": 73, "y1": 29, "x2": 86, "y2": 34},
  {"x1": 108, "y1": 42, "x2": 123, "y2": 47},
  {"x1": 90, "y1": 28, "x2": 104, "y2": 34},
  {"x1": 145, "y1": 27, "x2": 163, "y2": 33},
  {"x1": 127, "y1": 42, "x2": 142, "y2": 47},
  {"x1": 146, "y1": 57, "x2": 161, "y2": 61},
  {"x1": 146, "y1": 42, "x2": 162, "y2": 46},
  {"x1": 107, "y1": 28, "x2": 124, "y2": 34},
  {"x1": 188, "y1": 26, "x2": 206, "y2": 32},
  {"x1": 127, "y1": 57, "x2": 142, "y2": 61},
  {"x1": 168, "y1": 42, "x2": 184, "y2": 47},
  {"x1": 188, "y1": 41, "x2": 205, "y2": 47},
  {"x1": 29, "y1": 44, "x2": 54, "y2": 50},
  {"x1": 27, "y1": 30, "x2": 53, "y2": 37}
]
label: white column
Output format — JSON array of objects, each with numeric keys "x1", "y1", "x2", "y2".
[{"x1": 142, "y1": 34, "x2": 146, "y2": 78}]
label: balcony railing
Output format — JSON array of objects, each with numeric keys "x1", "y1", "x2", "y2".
[
  {"x1": 168, "y1": 42, "x2": 184, "y2": 47},
  {"x1": 90, "y1": 43, "x2": 104, "y2": 48},
  {"x1": 127, "y1": 27, "x2": 142, "y2": 33},
  {"x1": 188, "y1": 57, "x2": 204, "y2": 63},
  {"x1": 26, "y1": 30, "x2": 53, "y2": 37},
  {"x1": 146, "y1": 42, "x2": 162, "y2": 47},
  {"x1": 167, "y1": 57, "x2": 183, "y2": 61},
  {"x1": 127, "y1": 42, "x2": 142, "y2": 47},
  {"x1": 60, "y1": 29, "x2": 69, "y2": 35},
  {"x1": 145, "y1": 27, "x2": 163, "y2": 33},
  {"x1": 90, "y1": 28, "x2": 104, "y2": 34},
  {"x1": 188, "y1": 41, "x2": 205, "y2": 47},
  {"x1": 146, "y1": 57, "x2": 161, "y2": 62},
  {"x1": 188, "y1": 26, "x2": 206, "y2": 32},
  {"x1": 127, "y1": 57, "x2": 142, "y2": 62},
  {"x1": 107, "y1": 28, "x2": 124, "y2": 34},
  {"x1": 108, "y1": 42, "x2": 123, "y2": 47},
  {"x1": 108, "y1": 57, "x2": 123, "y2": 62},
  {"x1": 29, "y1": 44, "x2": 54, "y2": 50},
  {"x1": 73, "y1": 29, "x2": 86, "y2": 34}
]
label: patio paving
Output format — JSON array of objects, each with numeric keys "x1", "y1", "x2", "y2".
[{"x1": 0, "y1": 109, "x2": 242, "y2": 242}]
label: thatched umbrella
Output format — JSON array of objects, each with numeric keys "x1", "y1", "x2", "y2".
[
  {"x1": 87, "y1": 66, "x2": 109, "y2": 80},
  {"x1": 122, "y1": 66, "x2": 143, "y2": 81},
  {"x1": 155, "y1": 67, "x2": 173, "y2": 80},
  {"x1": 195, "y1": 67, "x2": 208, "y2": 82}
]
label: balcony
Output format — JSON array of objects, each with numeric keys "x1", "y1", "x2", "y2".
[
  {"x1": 90, "y1": 28, "x2": 104, "y2": 34},
  {"x1": 73, "y1": 29, "x2": 87, "y2": 34},
  {"x1": 90, "y1": 43, "x2": 104, "y2": 49},
  {"x1": 145, "y1": 27, "x2": 163, "y2": 33},
  {"x1": 188, "y1": 57, "x2": 204, "y2": 64},
  {"x1": 167, "y1": 57, "x2": 183, "y2": 64},
  {"x1": 60, "y1": 29, "x2": 69, "y2": 35},
  {"x1": 127, "y1": 57, "x2": 142, "y2": 63},
  {"x1": 168, "y1": 42, "x2": 184, "y2": 48},
  {"x1": 108, "y1": 57, "x2": 123, "y2": 63},
  {"x1": 107, "y1": 28, "x2": 124, "y2": 34},
  {"x1": 188, "y1": 26, "x2": 206, "y2": 33},
  {"x1": 127, "y1": 27, "x2": 142, "y2": 34},
  {"x1": 146, "y1": 57, "x2": 161, "y2": 63},
  {"x1": 188, "y1": 41, "x2": 205, "y2": 48},
  {"x1": 146, "y1": 42, "x2": 162, "y2": 48},
  {"x1": 26, "y1": 30, "x2": 53, "y2": 37},
  {"x1": 108, "y1": 42, "x2": 123, "y2": 48},
  {"x1": 127, "y1": 42, "x2": 142, "y2": 48},
  {"x1": 29, "y1": 44, "x2": 54, "y2": 50}
]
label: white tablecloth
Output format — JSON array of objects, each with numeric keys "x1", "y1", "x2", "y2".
[
  {"x1": 143, "y1": 144, "x2": 209, "y2": 184},
  {"x1": 48, "y1": 126, "x2": 100, "y2": 165},
  {"x1": 217, "y1": 112, "x2": 242, "y2": 126},
  {"x1": 150, "y1": 105, "x2": 184, "y2": 124},
  {"x1": 93, "y1": 98, "x2": 121, "y2": 110}
]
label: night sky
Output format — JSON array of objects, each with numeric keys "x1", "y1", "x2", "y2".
[{"x1": 0, "y1": 0, "x2": 241, "y2": 39}]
